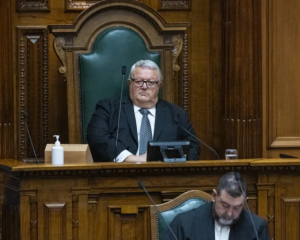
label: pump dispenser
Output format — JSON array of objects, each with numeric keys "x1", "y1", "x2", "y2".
[{"x1": 52, "y1": 135, "x2": 64, "y2": 165}]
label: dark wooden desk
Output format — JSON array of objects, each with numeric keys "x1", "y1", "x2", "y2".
[{"x1": 0, "y1": 159, "x2": 299, "y2": 240}]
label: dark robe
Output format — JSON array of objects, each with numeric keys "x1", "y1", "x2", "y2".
[{"x1": 164, "y1": 202, "x2": 270, "y2": 240}]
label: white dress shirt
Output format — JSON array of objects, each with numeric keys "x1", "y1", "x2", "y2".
[
  {"x1": 215, "y1": 220, "x2": 230, "y2": 240},
  {"x1": 115, "y1": 104, "x2": 156, "y2": 162}
]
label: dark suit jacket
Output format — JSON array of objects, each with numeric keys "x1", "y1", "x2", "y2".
[
  {"x1": 87, "y1": 97, "x2": 200, "y2": 162},
  {"x1": 165, "y1": 202, "x2": 270, "y2": 240}
]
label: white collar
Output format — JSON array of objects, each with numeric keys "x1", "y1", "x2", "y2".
[{"x1": 133, "y1": 104, "x2": 156, "y2": 117}]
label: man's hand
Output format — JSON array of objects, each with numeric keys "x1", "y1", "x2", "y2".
[{"x1": 124, "y1": 153, "x2": 147, "y2": 162}]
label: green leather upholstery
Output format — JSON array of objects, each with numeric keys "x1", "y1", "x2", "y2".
[
  {"x1": 79, "y1": 27, "x2": 160, "y2": 143},
  {"x1": 158, "y1": 197, "x2": 209, "y2": 239}
]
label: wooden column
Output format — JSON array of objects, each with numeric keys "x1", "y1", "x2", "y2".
[{"x1": 223, "y1": 0, "x2": 262, "y2": 158}]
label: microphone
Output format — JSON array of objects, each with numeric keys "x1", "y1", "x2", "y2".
[
  {"x1": 138, "y1": 181, "x2": 178, "y2": 240},
  {"x1": 23, "y1": 111, "x2": 39, "y2": 164},
  {"x1": 122, "y1": 66, "x2": 127, "y2": 75},
  {"x1": 234, "y1": 172, "x2": 260, "y2": 240},
  {"x1": 114, "y1": 66, "x2": 127, "y2": 162},
  {"x1": 173, "y1": 116, "x2": 219, "y2": 159}
]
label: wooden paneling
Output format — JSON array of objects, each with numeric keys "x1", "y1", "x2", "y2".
[
  {"x1": 2, "y1": 204, "x2": 20, "y2": 240},
  {"x1": 20, "y1": 195, "x2": 31, "y2": 240},
  {"x1": 183, "y1": 0, "x2": 224, "y2": 159},
  {"x1": 262, "y1": 0, "x2": 300, "y2": 157},
  {"x1": 44, "y1": 203, "x2": 67, "y2": 240},
  {"x1": 0, "y1": 1, "x2": 13, "y2": 159},
  {"x1": 274, "y1": 182, "x2": 300, "y2": 240},
  {"x1": 280, "y1": 198, "x2": 300, "y2": 240},
  {"x1": 48, "y1": 33, "x2": 69, "y2": 149},
  {"x1": 2, "y1": 159, "x2": 300, "y2": 240},
  {"x1": 13, "y1": 1, "x2": 73, "y2": 160},
  {"x1": 224, "y1": 0, "x2": 262, "y2": 159},
  {"x1": 38, "y1": 189, "x2": 72, "y2": 240},
  {"x1": 17, "y1": 27, "x2": 49, "y2": 162},
  {"x1": 210, "y1": 0, "x2": 224, "y2": 159},
  {"x1": 0, "y1": 0, "x2": 281, "y2": 162},
  {"x1": 108, "y1": 206, "x2": 149, "y2": 240},
  {"x1": 1, "y1": 171, "x2": 20, "y2": 240},
  {"x1": 0, "y1": 0, "x2": 225, "y2": 161}
]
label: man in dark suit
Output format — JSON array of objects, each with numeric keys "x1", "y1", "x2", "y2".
[
  {"x1": 87, "y1": 60, "x2": 200, "y2": 162},
  {"x1": 165, "y1": 172, "x2": 270, "y2": 240}
]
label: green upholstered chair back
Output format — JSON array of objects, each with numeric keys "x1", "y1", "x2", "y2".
[
  {"x1": 79, "y1": 27, "x2": 160, "y2": 143},
  {"x1": 159, "y1": 198, "x2": 206, "y2": 238},
  {"x1": 150, "y1": 190, "x2": 211, "y2": 240}
]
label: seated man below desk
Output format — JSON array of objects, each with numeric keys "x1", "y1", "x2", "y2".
[
  {"x1": 87, "y1": 60, "x2": 200, "y2": 162},
  {"x1": 165, "y1": 172, "x2": 270, "y2": 240}
]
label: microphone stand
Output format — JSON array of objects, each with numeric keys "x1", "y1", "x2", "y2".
[
  {"x1": 174, "y1": 118, "x2": 220, "y2": 159},
  {"x1": 235, "y1": 172, "x2": 260, "y2": 240},
  {"x1": 138, "y1": 181, "x2": 178, "y2": 240},
  {"x1": 23, "y1": 111, "x2": 39, "y2": 164},
  {"x1": 114, "y1": 66, "x2": 127, "y2": 162}
]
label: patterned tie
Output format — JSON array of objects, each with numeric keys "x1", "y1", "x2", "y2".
[{"x1": 139, "y1": 108, "x2": 152, "y2": 155}]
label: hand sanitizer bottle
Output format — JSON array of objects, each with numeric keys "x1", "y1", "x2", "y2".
[{"x1": 52, "y1": 135, "x2": 64, "y2": 165}]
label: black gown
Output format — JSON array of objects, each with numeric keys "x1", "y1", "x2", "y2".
[{"x1": 164, "y1": 202, "x2": 270, "y2": 240}]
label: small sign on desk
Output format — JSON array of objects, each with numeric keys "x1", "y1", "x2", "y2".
[{"x1": 44, "y1": 144, "x2": 93, "y2": 164}]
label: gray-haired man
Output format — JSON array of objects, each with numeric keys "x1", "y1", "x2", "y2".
[{"x1": 87, "y1": 60, "x2": 200, "y2": 162}]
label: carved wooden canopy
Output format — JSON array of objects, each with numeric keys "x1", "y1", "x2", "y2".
[{"x1": 48, "y1": 0, "x2": 190, "y2": 143}]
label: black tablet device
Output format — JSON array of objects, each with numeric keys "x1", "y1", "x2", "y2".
[{"x1": 147, "y1": 141, "x2": 190, "y2": 162}]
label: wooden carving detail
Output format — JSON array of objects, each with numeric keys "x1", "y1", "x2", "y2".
[
  {"x1": 171, "y1": 35, "x2": 183, "y2": 72},
  {"x1": 267, "y1": 214, "x2": 275, "y2": 224},
  {"x1": 160, "y1": 0, "x2": 190, "y2": 10},
  {"x1": 19, "y1": 33, "x2": 26, "y2": 161},
  {"x1": 163, "y1": 35, "x2": 172, "y2": 45},
  {"x1": 66, "y1": 5, "x2": 167, "y2": 36},
  {"x1": 182, "y1": 33, "x2": 189, "y2": 111},
  {"x1": 11, "y1": 163, "x2": 300, "y2": 178},
  {"x1": 66, "y1": 0, "x2": 95, "y2": 11},
  {"x1": 18, "y1": 27, "x2": 49, "y2": 162},
  {"x1": 66, "y1": 0, "x2": 142, "y2": 11},
  {"x1": 72, "y1": 219, "x2": 79, "y2": 228},
  {"x1": 17, "y1": 0, "x2": 50, "y2": 12},
  {"x1": 252, "y1": 166, "x2": 300, "y2": 172},
  {"x1": 30, "y1": 220, "x2": 37, "y2": 229},
  {"x1": 13, "y1": 165, "x2": 252, "y2": 178},
  {"x1": 54, "y1": 37, "x2": 67, "y2": 79}
]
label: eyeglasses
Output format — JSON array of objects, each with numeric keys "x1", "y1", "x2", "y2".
[{"x1": 130, "y1": 79, "x2": 161, "y2": 88}]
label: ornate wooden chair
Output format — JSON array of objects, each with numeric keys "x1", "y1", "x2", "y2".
[
  {"x1": 150, "y1": 190, "x2": 212, "y2": 240},
  {"x1": 48, "y1": 0, "x2": 190, "y2": 144}
]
